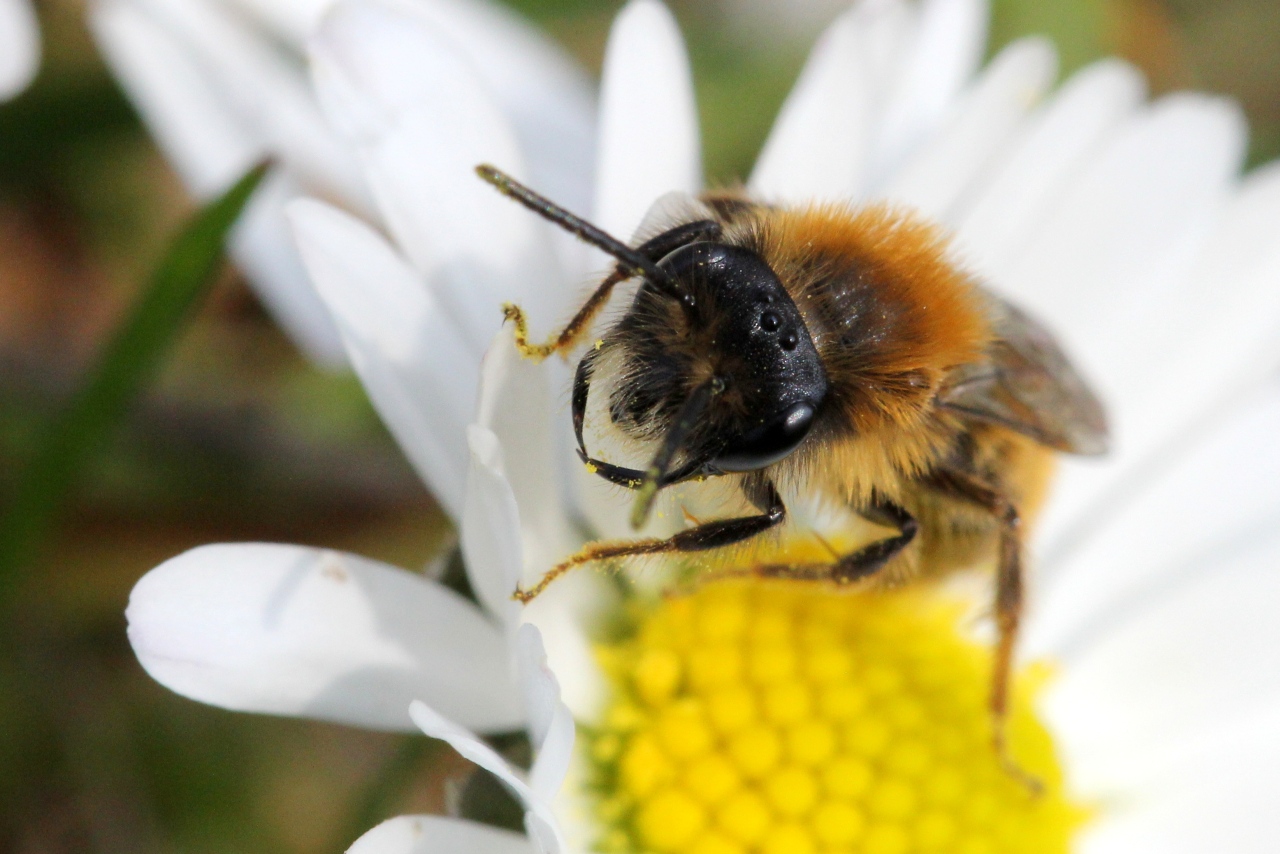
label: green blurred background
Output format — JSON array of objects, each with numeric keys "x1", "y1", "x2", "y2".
[{"x1": 0, "y1": 0, "x2": 1276, "y2": 850}]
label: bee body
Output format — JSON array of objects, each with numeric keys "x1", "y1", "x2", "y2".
[{"x1": 478, "y1": 166, "x2": 1107, "y2": 786}]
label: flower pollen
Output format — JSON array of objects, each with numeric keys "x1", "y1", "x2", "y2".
[{"x1": 585, "y1": 580, "x2": 1086, "y2": 854}]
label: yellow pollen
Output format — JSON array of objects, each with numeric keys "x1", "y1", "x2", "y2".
[{"x1": 584, "y1": 580, "x2": 1087, "y2": 853}]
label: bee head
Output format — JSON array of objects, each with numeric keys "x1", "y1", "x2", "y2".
[
  {"x1": 472, "y1": 164, "x2": 827, "y2": 527},
  {"x1": 606, "y1": 240, "x2": 828, "y2": 476}
]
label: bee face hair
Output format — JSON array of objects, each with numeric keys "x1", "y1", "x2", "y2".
[{"x1": 606, "y1": 240, "x2": 829, "y2": 473}]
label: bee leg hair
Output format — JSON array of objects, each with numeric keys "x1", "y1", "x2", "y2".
[
  {"x1": 926, "y1": 467, "x2": 1043, "y2": 796},
  {"x1": 512, "y1": 483, "x2": 786, "y2": 603},
  {"x1": 504, "y1": 219, "x2": 722, "y2": 360}
]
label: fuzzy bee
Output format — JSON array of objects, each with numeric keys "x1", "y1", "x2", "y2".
[{"x1": 477, "y1": 164, "x2": 1107, "y2": 783}]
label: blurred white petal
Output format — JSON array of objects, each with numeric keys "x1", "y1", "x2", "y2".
[
  {"x1": 1029, "y1": 379, "x2": 1280, "y2": 659},
  {"x1": 347, "y1": 815, "x2": 533, "y2": 854},
  {"x1": 879, "y1": 36, "x2": 1056, "y2": 221},
  {"x1": 0, "y1": 0, "x2": 38, "y2": 99},
  {"x1": 127, "y1": 0, "x2": 372, "y2": 209},
  {"x1": 1019, "y1": 94, "x2": 1247, "y2": 549},
  {"x1": 311, "y1": 0, "x2": 562, "y2": 352},
  {"x1": 410, "y1": 701, "x2": 566, "y2": 854},
  {"x1": 288, "y1": 198, "x2": 475, "y2": 518},
  {"x1": 1042, "y1": 526, "x2": 1280, "y2": 797},
  {"x1": 464, "y1": 425, "x2": 524, "y2": 622},
  {"x1": 1041, "y1": 161, "x2": 1280, "y2": 569},
  {"x1": 1075, "y1": 721, "x2": 1280, "y2": 854},
  {"x1": 867, "y1": 0, "x2": 987, "y2": 188},
  {"x1": 91, "y1": 0, "x2": 258, "y2": 195},
  {"x1": 748, "y1": 2, "x2": 875, "y2": 203},
  {"x1": 231, "y1": 173, "x2": 349, "y2": 366},
  {"x1": 593, "y1": 0, "x2": 700, "y2": 244},
  {"x1": 91, "y1": 0, "x2": 348, "y2": 365},
  {"x1": 230, "y1": 0, "x2": 597, "y2": 213},
  {"x1": 128, "y1": 544, "x2": 523, "y2": 732},
  {"x1": 383, "y1": 0, "x2": 597, "y2": 219},
  {"x1": 957, "y1": 58, "x2": 1147, "y2": 277}
]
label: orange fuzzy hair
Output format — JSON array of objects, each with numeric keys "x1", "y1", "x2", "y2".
[{"x1": 735, "y1": 203, "x2": 992, "y2": 498}]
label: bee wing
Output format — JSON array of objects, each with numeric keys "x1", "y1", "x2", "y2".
[{"x1": 938, "y1": 294, "x2": 1110, "y2": 456}]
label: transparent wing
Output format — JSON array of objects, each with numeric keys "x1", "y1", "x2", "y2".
[{"x1": 939, "y1": 292, "x2": 1110, "y2": 456}]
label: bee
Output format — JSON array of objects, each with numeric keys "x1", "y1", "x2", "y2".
[{"x1": 477, "y1": 164, "x2": 1108, "y2": 784}]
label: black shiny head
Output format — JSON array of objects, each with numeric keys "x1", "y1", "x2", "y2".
[
  {"x1": 472, "y1": 165, "x2": 826, "y2": 520},
  {"x1": 609, "y1": 239, "x2": 829, "y2": 478}
]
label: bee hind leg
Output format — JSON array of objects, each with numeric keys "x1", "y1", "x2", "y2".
[
  {"x1": 513, "y1": 484, "x2": 786, "y2": 603},
  {"x1": 926, "y1": 467, "x2": 1043, "y2": 795}
]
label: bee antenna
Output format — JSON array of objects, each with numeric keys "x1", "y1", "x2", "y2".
[
  {"x1": 630, "y1": 378, "x2": 721, "y2": 530},
  {"x1": 476, "y1": 164, "x2": 691, "y2": 306}
]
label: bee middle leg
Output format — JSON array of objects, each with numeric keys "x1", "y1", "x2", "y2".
[
  {"x1": 513, "y1": 483, "x2": 786, "y2": 603},
  {"x1": 743, "y1": 498, "x2": 918, "y2": 585},
  {"x1": 926, "y1": 467, "x2": 1042, "y2": 794}
]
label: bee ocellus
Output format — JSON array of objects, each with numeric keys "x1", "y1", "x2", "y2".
[{"x1": 476, "y1": 164, "x2": 1109, "y2": 788}]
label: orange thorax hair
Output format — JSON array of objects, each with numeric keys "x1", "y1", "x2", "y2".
[{"x1": 729, "y1": 203, "x2": 992, "y2": 502}]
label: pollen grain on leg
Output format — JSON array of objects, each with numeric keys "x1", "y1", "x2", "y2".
[{"x1": 582, "y1": 580, "x2": 1087, "y2": 854}]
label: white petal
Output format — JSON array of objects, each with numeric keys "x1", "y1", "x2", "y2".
[
  {"x1": 288, "y1": 198, "x2": 475, "y2": 518},
  {"x1": 409, "y1": 701, "x2": 566, "y2": 854},
  {"x1": 1045, "y1": 162, "x2": 1280, "y2": 562},
  {"x1": 90, "y1": 0, "x2": 348, "y2": 366},
  {"x1": 1148, "y1": 160, "x2": 1280, "y2": 397},
  {"x1": 231, "y1": 173, "x2": 348, "y2": 367},
  {"x1": 128, "y1": 0, "x2": 371, "y2": 211},
  {"x1": 311, "y1": 0, "x2": 562, "y2": 352},
  {"x1": 748, "y1": 2, "x2": 876, "y2": 203},
  {"x1": 221, "y1": 0, "x2": 330, "y2": 44},
  {"x1": 878, "y1": 36, "x2": 1057, "y2": 221},
  {"x1": 347, "y1": 815, "x2": 533, "y2": 854},
  {"x1": 512, "y1": 624, "x2": 576, "y2": 802},
  {"x1": 1039, "y1": 525, "x2": 1280, "y2": 796},
  {"x1": 1028, "y1": 379, "x2": 1280, "y2": 658},
  {"x1": 955, "y1": 59, "x2": 1147, "y2": 277},
  {"x1": 476, "y1": 334, "x2": 578, "y2": 571},
  {"x1": 520, "y1": 572, "x2": 612, "y2": 725},
  {"x1": 383, "y1": 0, "x2": 597, "y2": 220},
  {"x1": 463, "y1": 425, "x2": 524, "y2": 623},
  {"x1": 1075, "y1": 723, "x2": 1280, "y2": 854},
  {"x1": 128, "y1": 543, "x2": 523, "y2": 732},
  {"x1": 866, "y1": 0, "x2": 987, "y2": 189},
  {"x1": 226, "y1": 0, "x2": 597, "y2": 218},
  {"x1": 593, "y1": 0, "x2": 700, "y2": 244},
  {"x1": 91, "y1": 0, "x2": 258, "y2": 196},
  {"x1": 0, "y1": 0, "x2": 39, "y2": 99},
  {"x1": 1020, "y1": 95, "x2": 1248, "y2": 552}
]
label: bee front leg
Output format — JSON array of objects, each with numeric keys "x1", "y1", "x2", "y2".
[
  {"x1": 926, "y1": 467, "x2": 1042, "y2": 795},
  {"x1": 513, "y1": 483, "x2": 786, "y2": 603},
  {"x1": 504, "y1": 219, "x2": 723, "y2": 360}
]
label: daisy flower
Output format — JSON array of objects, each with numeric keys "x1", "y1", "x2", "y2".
[
  {"x1": 88, "y1": 0, "x2": 594, "y2": 366},
  {"x1": 0, "y1": 0, "x2": 39, "y2": 99},
  {"x1": 125, "y1": 0, "x2": 1280, "y2": 852}
]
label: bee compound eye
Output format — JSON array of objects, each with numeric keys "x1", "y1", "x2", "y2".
[{"x1": 712, "y1": 401, "x2": 818, "y2": 472}]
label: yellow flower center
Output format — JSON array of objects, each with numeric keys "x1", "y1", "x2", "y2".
[{"x1": 584, "y1": 579, "x2": 1085, "y2": 854}]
